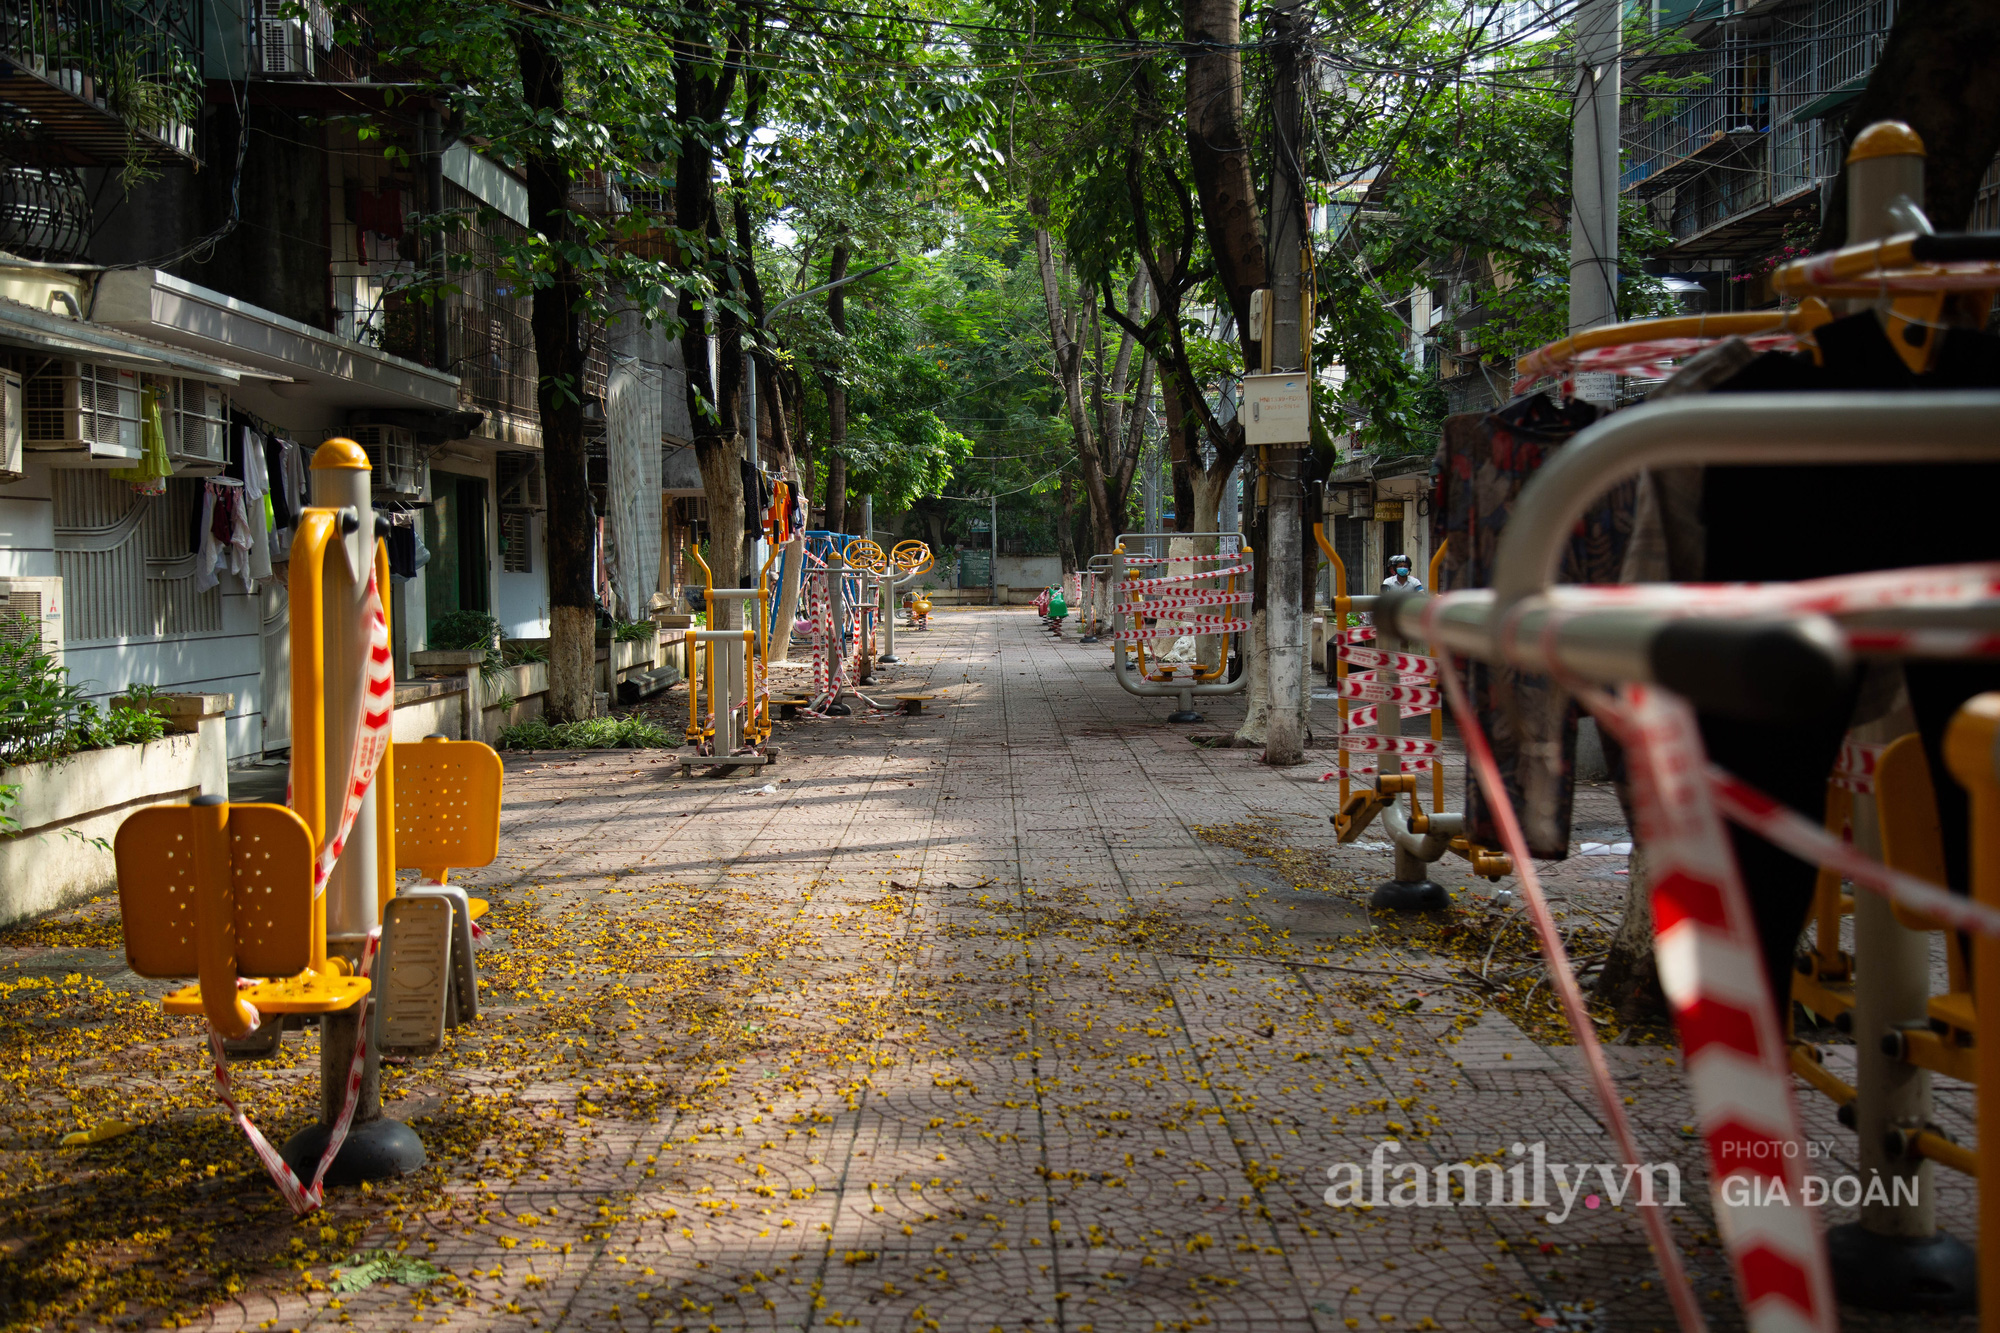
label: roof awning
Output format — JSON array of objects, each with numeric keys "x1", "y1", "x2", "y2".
[
  {"x1": 91, "y1": 269, "x2": 460, "y2": 414},
  {"x1": 0, "y1": 295, "x2": 285, "y2": 381}
]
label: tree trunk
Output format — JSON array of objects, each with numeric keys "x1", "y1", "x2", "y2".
[
  {"x1": 820, "y1": 240, "x2": 850, "y2": 534},
  {"x1": 672, "y1": 13, "x2": 744, "y2": 625},
  {"x1": 1594, "y1": 845, "x2": 1666, "y2": 1020},
  {"x1": 512, "y1": 15, "x2": 594, "y2": 723},
  {"x1": 1034, "y1": 202, "x2": 1114, "y2": 548},
  {"x1": 1182, "y1": 0, "x2": 1267, "y2": 351},
  {"x1": 1057, "y1": 473, "x2": 1077, "y2": 573},
  {"x1": 1815, "y1": 0, "x2": 2000, "y2": 246},
  {"x1": 824, "y1": 451, "x2": 848, "y2": 535}
]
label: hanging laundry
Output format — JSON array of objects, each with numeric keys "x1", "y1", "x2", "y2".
[
  {"x1": 236, "y1": 422, "x2": 274, "y2": 583},
  {"x1": 111, "y1": 387, "x2": 173, "y2": 496},
  {"x1": 386, "y1": 511, "x2": 430, "y2": 579},
  {"x1": 353, "y1": 185, "x2": 405, "y2": 264},
  {"x1": 264, "y1": 434, "x2": 295, "y2": 533},
  {"x1": 194, "y1": 480, "x2": 254, "y2": 592}
]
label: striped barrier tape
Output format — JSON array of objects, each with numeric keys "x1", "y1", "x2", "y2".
[
  {"x1": 1339, "y1": 734, "x2": 1438, "y2": 756},
  {"x1": 1121, "y1": 563, "x2": 1252, "y2": 590},
  {"x1": 1435, "y1": 656, "x2": 1712, "y2": 1332},
  {"x1": 1829, "y1": 739, "x2": 1882, "y2": 794},
  {"x1": 1335, "y1": 626, "x2": 1376, "y2": 644},
  {"x1": 1335, "y1": 677, "x2": 1441, "y2": 709},
  {"x1": 1134, "y1": 592, "x2": 1254, "y2": 610},
  {"x1": 1114, "y1": 619, "x2": 1251, "y2": 642},
  {"x1": 208, "y1": 928, "x2": 381, "y2": 1216},
  {"x1": 1338, "y1": 645, "x2": 1438, "y2": 678},
  {"x1": 1613, "y1": 684, "x2": 1834, "y2": 1333},
  {"x1": 1464, "y1": 561, "x2": 2000, "y2": 620},
  {"x1": 306, "y1": 572, "x2": 393, "y2": 898},
  {"x1": 1335, "y1": 703, "x2": 1430, "y2": 728},
  {"x1": 1708, "y1": 765, "x2": 2000, "y2": 939},
  {"x1": 1845, "y1": 628, "x2": 2000, "y2": 658}
]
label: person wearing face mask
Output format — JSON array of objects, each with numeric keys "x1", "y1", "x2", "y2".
[{"x1": 1381, "y1": 553, "x2": 1424, "y2": 592}]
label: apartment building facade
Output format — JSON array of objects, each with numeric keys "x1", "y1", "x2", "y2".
[{"x1": 0, "y1": 1, "x2": 688, "y2": 760}]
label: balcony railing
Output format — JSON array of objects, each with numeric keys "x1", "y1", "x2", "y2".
[
  {"x1": 0, "y1": 0, "x2": 202, "y2": 166},
  {"x1": 1625, "y1": 0, "x2": 1896, "y2": 248}
]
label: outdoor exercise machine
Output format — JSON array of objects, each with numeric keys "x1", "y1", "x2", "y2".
[
  {"x1": 1378, "y1": 131, "x2": 2000, "y2": 1325},
  {"x1": 112, "y1": 438, "x2": 503, "y2": 1204},
  {"x1": 1108, "y1": 531, "x2": 1250, "y2": 724},
  {"x1": 874, "y1": 540, "x2": 934, "y2": 664},
  {"x1": 1076, "y1": 553, "x2": 1121, "y2": 643},
  {"x1": 1394, "y1": 126, "x2": 2000, "y2": 1325},
  {"x1": 679, "y1": 543, "x2": 780, "y2": 777},
  {"x1": 1314, "y1": 527, "x2": 1511, "y2": 909}
]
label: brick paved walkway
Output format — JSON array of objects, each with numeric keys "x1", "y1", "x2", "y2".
[{"x1": 0, "y1": 607, "x2": 1978, "y2": 1332}]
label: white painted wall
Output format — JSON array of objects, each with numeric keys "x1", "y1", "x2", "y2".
[
  {"x1": 494, "y1": 508, "x2": 550, "y2": 638},
  {"x1": 1, "y1": 459, "x2": 266, "y2": 758},
  {"x1": 0, "y1": 458, "x2": 55, "y2": 578}
]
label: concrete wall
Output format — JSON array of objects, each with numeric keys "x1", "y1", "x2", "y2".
[
  {"x1": 994, "y1": 555, "x2": 1061, "y2": 590},
  {"x1": 0, "y1": 715, "x2": 228, "y2": 926}
]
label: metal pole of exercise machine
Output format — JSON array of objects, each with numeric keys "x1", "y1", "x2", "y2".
[
  {"x1": 879, "y1": 565, "x2": 923, "y2": 665},
  {"x1": 1822, "y1": 120, "x2": 1975, "y2": 1311},
  {"x1": 824, "y1": 543, "x2": 852, "y2": 716},
  {"x1": 708, "y1": 588, "x2": 762, "y2": 746},
  {"x1": 1368, "y1": 592, "x2": 1448, "y2": 912},
  {"x1": 281, "y1": 438, "x2": 424, "y2": 1184}
]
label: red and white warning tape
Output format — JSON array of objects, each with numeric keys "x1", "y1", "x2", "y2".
[
  {"x1": 209, "y1": 917, "x2": 382, "y2": 1216},
  {"x1": 1337, "y1": 645, "x2": 1437, "y2": 678},
  {"x1": 1334, "y1": 677, "x2": 1441, "y2": 710},
  {"x1": 305, "y1": 572, "x2": 393, "y2": 898},
  {"x1": 1114, "y1": 619, "x2": 1251, "y2": 642},
  {"x1": 1708, "y1": 766, "x2": 2000, "y2": 938},
  {"x1": 1435, "y1": 656, "x2": 1714, "y2": 1333},
  {"x1": 1828, "y1": 739, "x2": 1882, "y2": 794},
  {"x1": 1121, "y1": 563, "x2": 1252, "y2": 590},
  {"x1": 1333, "y1": 695, "x2": 1431, "y2": 729},
  {"x1": 1135, "y1": 592, "x2": 1254, "y2": 610},
  {"x1": 1339, "y1": 733, "x2": 1437, "y2": 756},
  {"x1": 1608, "y1": 685, "x2": 1834, "y2": 1333},
  {"x1": 1845, "y1": 628, "x2": 2000, "y2": 658}
]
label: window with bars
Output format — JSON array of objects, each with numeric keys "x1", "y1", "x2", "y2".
[{"x1": 499, "y1": 508, "x2": 532, "y2": 574}]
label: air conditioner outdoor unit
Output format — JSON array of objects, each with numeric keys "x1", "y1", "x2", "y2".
[
  {"x1": 0, "y1": 370, "x2": 22, "y2": 483},
  {"x1": 497, "y1": 450, "x2": 545, "y2": 509},
  {"x1": 146, "y1": 375, "x2": 229, "y2": 474},
  {"x1": 23, "y1": 361, "x2": 143, "y2": 466},
  {"x1": 257, "y1": 11, "x2": 314, "y2": 76},
  {"x1": 0, "y1": 575, "x2": 64, "y2": 670},
  {"x1": 350, "y1": 423, "x2": 423, "y2": 498}
]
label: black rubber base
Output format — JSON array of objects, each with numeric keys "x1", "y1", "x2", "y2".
[
  {"x1": 878, "y1": 653, "x2": 900, "y2": 664},
  {"x1": 824, "y1": 702, "x2": 852, "y2": 717},
  {"x1": 280, "y1": 1117, "x2": 425, "y2": 1188},
  {"x1": 1370, "y1": 879, "x2": 1451, "y2": 912},
  {"x1": 1167, "y1": 710, "x2": 1204, "y2": 724},
  {"x1": 1079, "y1": 634, "x2": 1098, "y2": 644},
  {"x1": 1827, "y1": 1222, "x2": 1977, "y2": 1312}
]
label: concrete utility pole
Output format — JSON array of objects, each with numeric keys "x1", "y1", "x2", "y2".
[
  {"x1": 1261, "y1": 2, "x2": 1310, "y2": 767},
  {"x1": 1568, "y1": 0, "x2": 1621, "y2": 343}
]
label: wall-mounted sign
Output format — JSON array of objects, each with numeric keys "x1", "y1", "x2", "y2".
[
  {"x1": 1241, "y1": 373, "x2": 1310, "y2": 445},
  {"x1": 1375, "y1": 500, "x2": 1404, "y2": 522}
]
